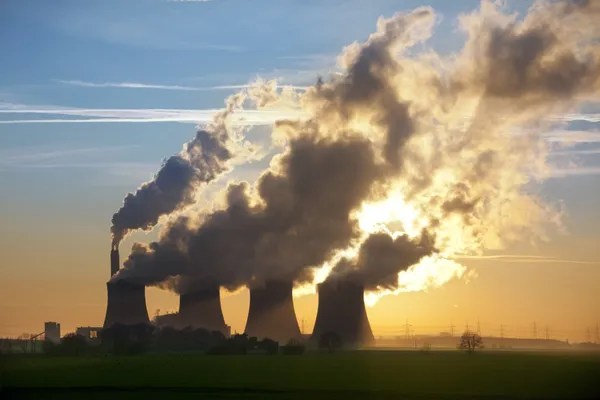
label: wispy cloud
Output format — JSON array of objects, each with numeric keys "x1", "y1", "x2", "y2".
[
  {"x1": 550, "y1": 147, "x2": 600, "y2": 155},
  {"x1": 0, "y1": 102, "x2": 307, "y2": 125},
  {"x1": 0, "y1": 145, "x2": 135, "y2": 165},
  {"x1": 543, "y1": 130, "x2": 600, "y2": 143},
  {"x1": 55, "y1": 79, "x2": 309, "y2": 92},
  {"x1": 0, "y1": 144, "x2": 158, "y2": 184},
  {"x1": 455, "y1": 254, "x2": 598, "y2": 265},
  {"x1": 552, "y1": 114, "x2": 600, "y2": 123},
  {"x1": 548, "y1": 166, "x2": 600, "y2": 178}
]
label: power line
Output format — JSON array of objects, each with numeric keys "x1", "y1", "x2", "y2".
[
  {"x1": 500, "y1": 324, "x2": 504, "y2": 339},
  {"x1": 477, "y1": 318, "x2": 481, "y2": 335},
  {"x1": 403, "y1": 318, "x2": 413, "y2": 340},
  {"x1": 586, "y1": 327, "x2": 591, "y2": 343},
  {"x1": 533, "y1": 321, "x2": 537, "y2": 339},
  {"x1": 545, "y1": 325, "x2": 550, "y2": 340},
  {"x1": 450, "y1": 323, "x2": 455, "y2": 337}
]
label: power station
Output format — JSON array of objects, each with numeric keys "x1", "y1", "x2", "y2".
[
  {"x1": 311, "y1": 279, "x2": 374, "y2": 347},
  {"x1": 102, "y1": 248, "x2": 375, "y2": 345},
  {"x1": 103, "y1": 247, "x2": 150, "y2": 328},
  {"x1": 244, "y1": 280, "x2": 302, "y2": 343}
]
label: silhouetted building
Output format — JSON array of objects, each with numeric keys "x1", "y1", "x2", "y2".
[
  {"x1": 311, "y1": 279, "x2": 374, "y2": 347},
  {"x1": 178, "y1": 285, "x2": 228, "y2": 334},
  {"x1": 76, "y1": 326, "x2": 102, "y2": 342},
  {"x1": 44, "y1": 321, "x2": 61, "y2": 343},
  {"x1": 244, "y1": 280, "x2": 301, "y2": 343},
  {"x1": 154, "y1": 312, "x2": 180, "y2": 328}
]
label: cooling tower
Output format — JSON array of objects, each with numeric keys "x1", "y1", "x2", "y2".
[
  {"x1": 103, "y1": 280, "x2": 150, "y2": 328},
  {"x1": 311, "y1": 279, "x2": 374, "y2": 347},
  {"x1": 177, "y1": 285, "x2": 228, "y2": 334},
  {"x1": 244, "y1": 280, "x2": 301, "y2": 343}
]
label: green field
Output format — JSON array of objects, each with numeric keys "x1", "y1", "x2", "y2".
[{"x1": 1, "y1": 350, "x2": 599, "y2": 399}]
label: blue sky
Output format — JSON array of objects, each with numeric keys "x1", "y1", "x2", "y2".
[
  {"x1": 0, "y1": 0, "x2": 598, "y2": 337},
  {"x1": 1, "y1": 0, "x2": 597, "y2": 227}
]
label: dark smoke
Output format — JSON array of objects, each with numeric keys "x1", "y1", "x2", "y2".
[
  {"x1": 110, "y1": 93, "x2": 246, "y2": 247},
  {"x1": 329, "y1": 231, "x2": 435, "y2": 291},
  {"x1": 114, "y1": 8, "x2": 435, "y2": 290},
  {"x1": 117, "y1": 135, "x2": 384, "y2": 290},
  {"x1": 115, "y1": 2, "x2": 600, "y2": 298}
]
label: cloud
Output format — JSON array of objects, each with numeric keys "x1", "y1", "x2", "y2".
[
  {"x1": 455, "y1": 254, "x2": 598, "y2": 265},
  {"x1": 549, "y1": 166, "x2": 600, "y2": 178},
  {"x1": 0, "y1": 144, "x2": 157, "y2": 183},
  {"x1": 0, "y1": 145, "x2": 135, "y2": 166},
  {"x1": 550, "y1": 147, "x2": 600, "y2": 155},
  {"x1": 543, "y1": 130, "x2": 600, "y2": 143},
  {"x1": 55, "y1": 80, "x2": 309, "y2": 92},
  {"x1": 0, "y1": 102, "x2": 308, "y2": 125}
]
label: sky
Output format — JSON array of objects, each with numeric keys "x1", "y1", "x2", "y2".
[{"x1": 0, "y1": 0, "x2": 598, "y2": 342}]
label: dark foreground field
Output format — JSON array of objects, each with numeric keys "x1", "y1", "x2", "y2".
[{"x1": 1, "y1": 350, "x2": 599, "y2": 399}]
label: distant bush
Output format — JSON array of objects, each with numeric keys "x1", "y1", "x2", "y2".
[
  {"x1": 281, "y1": 344, "x2": 306, "y2": 355},
  {"x1": 319, "y1": 331, "x2": 342, "y2": 352},
  {"x1": 43, "y1": 334, "x2": 90, "y2": 356},
  {"x1": 100, "y1": 323, "x2": 154, "y2": 355},
  {"x1": 420, "y1": 343, "x2": 431, "y2": 354},
  {"x1": 207, "y1": 334, "x2": 279, "y2": 355}
]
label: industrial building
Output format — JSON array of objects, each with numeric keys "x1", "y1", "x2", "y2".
[
  {"x1": 44, "y1": 322, "x2": 61, "y2": 343},
  {"x1": 76, "y1": 326, "x2": 102, "y2": 342}
]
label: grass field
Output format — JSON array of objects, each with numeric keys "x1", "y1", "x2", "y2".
[{"x1": 1, "y1": 350, "x2": 599, "y2": 399}]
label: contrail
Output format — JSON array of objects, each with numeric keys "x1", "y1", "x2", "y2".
[{"x1": 55, "y1": 79, "x2": 309, "y2": 92}]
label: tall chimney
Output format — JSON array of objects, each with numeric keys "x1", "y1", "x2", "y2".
[
  {"x1": 178, "y1": 284, "x2": 228, "y2": 335},
  {"x1": 110, "y1": 245, "x2": 120, "y2": 277},
  {"x1": 311, "y1": 279, "x2": 374, "y2": 348},
  {"x1": 244, "y1": 280, "x2": 301, "y2": 343}
]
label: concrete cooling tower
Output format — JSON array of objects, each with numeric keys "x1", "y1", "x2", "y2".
[
  {"x1": 103, "y1": 248, "x2": 150, "y2": 328},
  {"x1": 244, "y1": 280, "x2": 301, "y2": 343},
  {"x1": 311, "y1": 279, "x2": 374, "y2": 347},
  {"x1": 103, "y1": 280, "x2": 150, "y2": 328},
  {"x1": 178, "y1": 285, "x2": 228, "y2": 334}
]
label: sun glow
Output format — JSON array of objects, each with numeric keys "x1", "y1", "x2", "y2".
[{"x1": 354, "y1": 189, "x2": 425, "y2": 238}]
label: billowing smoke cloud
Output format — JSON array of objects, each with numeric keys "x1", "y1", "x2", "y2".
[
  {"x1": 114, "y1": 6, "x2": 435, "y2": 290},
  {"x1": 115, "y1": 1, "x2": 600, "y2": 299},
  {"x1": 110, "y1": 92, "x2": 247, "y2": 247},
  {"x1": 329, "y1": 231, "x2": 435, "y2": 291},
  {"x1": 109, "y1": 81, "x2": 292, "y2": 248},
  {"x1": 117, "y1": 135, "x2": 383, "y2": 290}
]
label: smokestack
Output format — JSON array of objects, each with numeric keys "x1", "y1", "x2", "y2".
[
  {"x1": 103, "y1": 280, "x2": 150, "y2": 328},
  {"x1": 244, "y1": 280, "x2": 301, "y2": 343},
  {"x1": 177, "y1": 284, "x2": 228, "y2": 334},
  {"x1": 110, "y1": 246, "x2": 120, "y2": 277},
  {"x1": 311, "y1": 279, "x2": 374, "y2": 347}
]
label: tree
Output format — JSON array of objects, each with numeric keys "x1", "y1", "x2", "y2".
[
  {"x1": 458, "y1": 330, "x2": 484, "y2": 354},
  {"x1": 281, "y1": 338, "x2": 305, "y2": 355},
  {"x1": 58, "y1": 333, "x2": 89, "y2": 356}
]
